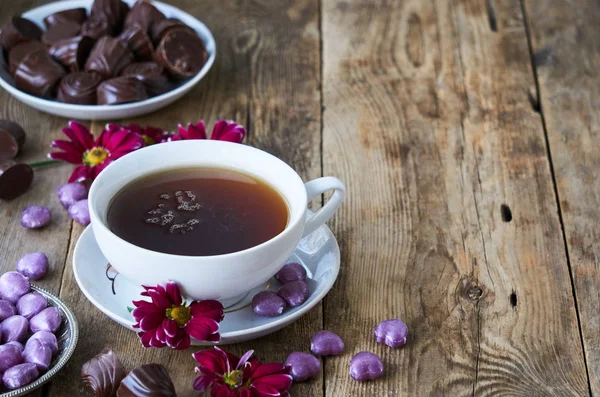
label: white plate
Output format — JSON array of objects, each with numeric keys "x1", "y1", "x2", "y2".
[
  {"x1": 0, "y1": 0, "x2": 216, "y2": 120},
  {"x1": 72, "y1": 214, "x2": 340, "y2": 345}
]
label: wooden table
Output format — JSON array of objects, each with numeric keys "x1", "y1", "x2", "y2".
[{"x1": 1, "y1": 0, "x2": 598, "y2": 395}]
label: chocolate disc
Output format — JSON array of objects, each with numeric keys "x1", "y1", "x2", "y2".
[
  {"x1": 15, "y1": 52, "x2": 66, "y2": 98},
  {"x1": 41, "y1": 21, "x2": 81, "y2": 47},
  {"x1": 121, "y1": 62, "x2": 170, "y2": 96},
  {"x1": 90, "y1": 0, "x2": 128, "y2": 34},
  {"x1": 150, "y1": 18, "x2": 194, "y2": 45},
  {"x1": 49, "y1": 36, "x2": 96, "y2": 72},
  {"x1": 0, "y1": 161, "x2": 34, "y2": 200},
  {"x1": 155, "y1": 29, "x2": 207, "y2": 79},
  {"x1": 119, "y1": 26, "x2": 153, "y2": 62},
  {"x1": 85, "y1": 36, "x2": 134, "y2": 78},
  {"x1": 0, "y1": 120, "x2": 26, "y2": 160},
  {"x1": 43, "y1": 8, "x2": 87, "y2": 29},
  {"x1": 124, "y1": 0, "x2": 166, "y2": 32},
  {"x1": 8, "y1": 41, "x2": 46, "y2": 74},
  {"x1": 57, "y1": 72, "x2": 104, "y2": 105},
  {"x1": 81, "y1": 18, "x2": 111, "y2": 40},
  {"x1": 97, "y1": 76, "x2": 148, "y2": 105},
  {"x1": 0, "y1": 17, "x2": 43, "y2": 52}
]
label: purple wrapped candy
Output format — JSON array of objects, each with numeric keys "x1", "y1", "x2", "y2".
[
  {"x1": 277, "y1": 280, "x2": 309, "y2": 307},
  {"x1": 6, "y1": 341, "x2": 24, "y2": 352},
  {"x1": 274, "y1": 262, "x2": 307, "y2": 284},
  {"x1": 252, "y1": 291, "x2": 285, "y2": 317},
  {"x1": 311, "y1": 330, "x2": 344, "y2": 356},
  {"x1": 28, "y1": 331, "x2": 58, "y2": 355},
  {"x1": 0, "y1": 343, "x2": 23, "y2": 372},
  {"x1": 16, "y1": 252, "x2": 49, "y2": 280},
  {"x1": 349, "y1": 352, "x2": 384, "y2": 381},
  {"x1": 57, "y1": 182, "x2": 87, "y2": 208},
  {"x1": 0, "y1": 300, "x2": 16, "y2": 321},
  {"x1": 69, "y1": 199, "x2": 90, "y2": 225},
  {"x1": 285, "y1": 352, "x2": 320, "y2": 382},
  {"x1": 17, "y1": 292, "x2": 47, "y2": 319},
  {"x1": 374, "y1": 319, "x2": 408, "y2": 348},
  {"x1": 0, "y1": 272, "x2": 31, "y2": 303},
  {"x1": 21, "y1": 206, "x2": 52, "y2": 229},
  {"x1": 3, "y1": 363, "x2": 39, "y2": 389},
  {"x1": 23, "y1": 338, "x2": 52, "y2": 371},
  {"x1": 1, "y1": 315, "x2": 29, "y2": 342},
  {"x1": 30, "y1": 307, "x2": 61, "y2": 333}
]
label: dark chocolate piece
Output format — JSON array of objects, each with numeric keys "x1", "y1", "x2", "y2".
[
  {"x1": 81, "y1": 18, "x2": 111, "y2": 40},
  {"x1": 97, "y1": 76, "x2": 148, "y2": 105},
  {"x1": 82, "y1": 348, "x2": 126, "y2": 397},
  {"x1": 41, "y1": 21, "x2": 81, "y2": 47},
  {"x1": 90, "y1": 0, "x2": 128, "y2": 34},
  {"x1": 49, "y1": 36, "x2": 96, "y2": 72},
  {"x1": 85, "y1": 36, "x2": 134, "y2": 78},
  {"x1": 121, "y1": 62, "x2": 170, "y2": 96},
  {"x1": 155, "y1": 29, "x2": 207, "y2": 79},
  {"x1": 0, "y1": 120, "x2": 26, "y2": 160},
  {"x1": 0, "y1": 161, "x2": 33, "y2": 200},
  {"x1": 15, "y1": 52, "x2": 66, "y2": 98},
  {"x1": 0, "y1": 17, "x2": 43, "y2": 52},
  {"x1": 124, "y1": 0, "x2": 166, "y2": 32},
  {"x1": 118, "y1": 26, "x2": 153, "y2": 62},
  {"x1": 8, "y1": 41, "x2": 46, "y2": 74},
  {"x1": 57, "y1": 72, "x2": 103, "y2": 105},
  {"x1": 43, "y1": 8, "x2": 87, "y2": 29},
  {"x1": 150, "y1": 18, "x2": 193, "y2": 45},
  {"x1": 116, "y1": 364, "x2": 176, "y2": 397}
]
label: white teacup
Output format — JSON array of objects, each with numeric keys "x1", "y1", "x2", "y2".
[{"x1": 88, "y1": 140, "x2": 345, "y2": 302}]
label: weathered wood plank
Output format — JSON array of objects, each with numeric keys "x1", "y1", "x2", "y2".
[
  {"x1": 322, "y1": 0, "x2": 588, "y2": 395},
  {"x1": 522, "y1": 0, "x2": 600, "y2": 393}
]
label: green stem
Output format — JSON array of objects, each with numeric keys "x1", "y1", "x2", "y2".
[{"x1": 29, "y1": 159, "x2": 62, "y2": 168}]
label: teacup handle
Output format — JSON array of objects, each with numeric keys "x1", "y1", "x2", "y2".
[{"x1": 303, "y1": 177, "x2": 346, "y2": 237}]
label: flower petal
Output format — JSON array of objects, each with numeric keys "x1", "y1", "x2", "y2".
[
  {"x1": 192, "y1": 374, "x2": 217, "y2": 392},
  {"x1": 252, "y1": 373, "x2": 293, "y2": 392},
  {"x1": 251, "y1": 383, "x2": 283, "y2": 397},
  {"x1": 139, "y1": 331, "x2": 152, "y2": 348},
  {"x1": 68, "y1": 165, "x2": 92, "y2": 183},
  {"x1": 190, "y1": 300, "x2": 224, "y2": 322},
  {"x1": 68, "y1": 121, "x2": 95, "y2": 149},
  {"x1": 60, "y1": 128, "x2": 85, "y2": 152},
  {"x1": 102, "y1": 129, "x2": 130, "y2": 151},
  {"x1": 139, "y1": 311, "x2": 164, "y2": 332},
  {"x1": 251, "y1": 363, "x2": 289, "y2": 379},
  {"x1": 162, "y1": 317, "x2": 179, "y2": 338},
  {"x1": 147, "y1": 288, "x2": 172, "y2": 309},
  {"x1": 211, "y1": 120, "x2": 246, "y2": 143},
  {"x1": 49, "y1": 151, "x2": 83, "y2": 164},
  {"x1": 193, "y1": 348, "x2": 233, "y2": 374},
  {"x1": 172, "y1": 333, "x2": 191, "y2": 350},
  {"x1": 237, "y1": 350, "x2": 255, "y2": 370},
  {"x1": 51, "y1": 139, "x2": 83, "y2": 157},
  {"x1": 185, "y1": 317, "x2": 220, "y2": 341},
  {"x1": 165, "y1": 282, "x2": 182, "y2": 306}
]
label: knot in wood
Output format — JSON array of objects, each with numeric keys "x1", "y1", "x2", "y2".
[{"x1": 467, "y1": 286, "x2": 483, "y2": 300}]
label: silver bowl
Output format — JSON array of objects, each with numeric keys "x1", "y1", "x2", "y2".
[{"x1": 0, "y1": 285, "x2": 78, "y2": 397}]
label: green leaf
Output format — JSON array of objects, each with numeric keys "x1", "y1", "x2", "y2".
[{"x1": 127, "y1": 306, "x2": 134, "y2": 313}]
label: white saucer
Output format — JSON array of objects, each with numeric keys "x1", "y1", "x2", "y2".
[{"x1": 72, "y1": 219, "x2": 340, "y2": 345}]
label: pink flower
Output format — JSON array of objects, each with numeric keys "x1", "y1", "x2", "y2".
[
  {"x1": 171, "y1": 120, "x2": 246, "y2": 143},
  {"x1": 132, "y1": 282, "x2": 224, "y2": 350},
  {"x1": 120, "y1": 123, "x2": 171, "y2": 146},
  {"x1": 49, "y1": 121, "x2": 143, "y2": 182},
  {"x1": 193, "y1": 347, "x2": 292, "y2": 397}
]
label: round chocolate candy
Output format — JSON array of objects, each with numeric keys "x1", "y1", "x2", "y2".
[
  {"x1": 43, "y1": 8, "x2": 87, "y2": 28},
  {"x1": 90, "y1": 0, "x2": 128, "y2": 34},
  {"x1": 97, "y1": 76, "x2": 148, "y2": 105},
  {"x1": 41, "y1": 21, "x2": 81, "y2": 47},
  {"x1": 0, "y1": 161, "x2": 33, "y2": 200},
  {"x1": 57, "y1": 72, "x2": 104, "y2": 105},
  {"x1": 150, "y1": 18, "x2": 194, "y2": 45},
  {"x1": 0, "y1": 120, "x2": 26, "y2": 160},
  {"x1": 15, "y1": 52, "x2": 66, "y2": 98},
  {"x1": 0, "y1": 17, "x2": 43, "y2": 52},
  {"x1": 86, "y1": 36, "x2": 134, "y2": 78},
  {"x1": 49, "y1": 36, "x2": 96, "y2": 72},
  {"x1": 155, "y1": 29, "x2": 208, "y2": 79},
  {"x1": 81, "y1": 18, "x2": 111, "y2": 40},
  {"x1": 125, "y1": 0, "x2": 166, "y2": 32},
  {"x1": 119, "y1": 26, "x2": 153, "y2": 62},
  {"x1": 121, "y1": 62, "x2": 170, "y2": 96},
  {"x1": 8, "y1": 41, "x2": 46, "y2": 74}
]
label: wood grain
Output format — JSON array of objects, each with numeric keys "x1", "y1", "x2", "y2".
[
  {"x1": 522, "y1": 0, "x2": 600, "y2": 394},
  {"x1": 321, "y1": 0, "x2": 588, "y2": 395}
]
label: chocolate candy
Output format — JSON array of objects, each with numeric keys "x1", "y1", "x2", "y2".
[
  {"x1": 0, "y1": 120, "x2": 26, "y2": 160},
  {"x1": 85, "y1": 36, "x2": 133, "y2": 78},
  {"x1": 41, "y1": 21, "x2": 81, "y2": 47},
  {"x1": 119, "y1": 26, "x2": 153, "y2": 62},
  {"x1": 57, "y1": 72, "x2": 104, "y2": 105},
  {"x1": 82, "y1": 349, "x2": 126, "y2": 397},
  {"x1": 8, "y1": 41, "x2": 46, "y2": 74},
  {"x1": 125, "y1": 0, "x2": 166, "y2": 32},
  {"x1": 49, "y1": 36, "x2": 96, "y2": 72},
  {"x1": 0, "y1": 161, "x2": 33, "y2": 200},
  {"x1": 0, "y1": 17, "x2": 43, "y2": 52},
  {"x1": 90, "y1": 0, "x2": 128, "y2": 34},
  {"x1": 150, "y1": 18, "x2": 193, "y2": 45},
  {"x1": 15, "y1": 52, "x2": 66, "y2": 98},
  {"x1": 97, "y1": 76, "x2": 148, "y2": 105},
  {"x1": 155, "y1": 29, "x2": 207, "y2": 79},
  {"x1": 121, "y1": 62, "x2": 170, "y2": 96},
  {"x1": 43, "y1": 8, "x2": 87, "y2": 28},
  {"x1": 81, "y1": 18, "x2": 111, "y2": 40},
  {"x1": 117, "y1": 364, "x2": 176, "y2": 397}
]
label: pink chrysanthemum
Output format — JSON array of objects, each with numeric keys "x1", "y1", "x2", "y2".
[
  {"x1": 171, "y1": 120, "x2": 246, "y2": 143},
  {"x1": 120, "y1": 123, "x2": 172, "y2": 146}
]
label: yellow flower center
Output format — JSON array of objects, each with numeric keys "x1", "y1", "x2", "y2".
[
  {"x1": 166, "y1": 305, "x2": 191, "y2": 327},
  {"x1": 84, "y1": 147, "x2": 109, "y2": 166},
  {"x1": 224, "y1": 370, "x2": 244, "y2": 389},
  {"x1": 142, "y1": 134, "x2": 155, "y2": 146}
]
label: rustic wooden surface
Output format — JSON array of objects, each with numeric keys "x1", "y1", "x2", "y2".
[{"x1": 0, "y1": 0, "x2": 597, "y2": 396}]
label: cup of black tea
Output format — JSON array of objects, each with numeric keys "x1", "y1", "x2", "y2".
[{"x1": 88, "y1": 140, "x2": 345, "y2": 302}]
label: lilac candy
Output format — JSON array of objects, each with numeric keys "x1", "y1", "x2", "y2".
[
  {"x1": 57, "y1": 182, "x2": 87, "y2": 208},
  {"x1": 23, "y1": 339, "x2": 52, "y2": 371},
  {"x1": 285, "y1": 352, "x2": 320, "y2": 382},
  {"x1": 68, "y1": 199, "x2": 90, "y2": 225},
  {"x1": 0, "y1": 272, "x2": 31, "y2": 303},
  {"x1": 277, "y1": 280, "x2": 309, "y2": 307},
  {"x1": 28, "y1": 331, "x2": 58, "y2": 355},
  {"x1": 274, "y1": 262, "x2": 307, "y2": 284},
  {"x1": 349, "y1": 352, "x2": 384, "y2": 381},
  {"x1": 252, "y1": 291, "x2": 286, "y2": 317},
  {"x1": 0, "y1": 344, "x2": 23, "y2": 372},
  {"x1": 30, "y1": 307, "x2": 61, "y2": 333},
  {"x1": 3, "y1": 363, "x2": 39, "y2": 389},
  {"x1": 0, "y1": 300, "x2": 16, "y2": 321},
  {"x1": 6, "y1": 341, "x2": 24, "y2": 352},
  {"x1": 21, "y1": 206, "x2": 52, "y2": 229},
  {"x1": 16, "y1": 252, "x2": 49, "y2": 280},
  {"x1": 1, "y1": 315, "x2": 29, "y2": 342},
  {"x1": 311, "y1": 330, "x2": 344, "y2": 356},
  {"x1": 374, "y1": 319, "x2": 408, "y2": 348},
  {"x1": 17, "y1": 292, "x2": 48, "y2": 320}
]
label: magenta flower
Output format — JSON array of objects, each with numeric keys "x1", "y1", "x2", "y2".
[
  {"x1": 132, "y1": 282, "x2": 224, "y2": 350},
  {"x1": 193, "y1": 347, "x2": 292, "y2": 397},
  {"x1": 171, "y1": 120, "x2": 246, "y2": 143},
  {"x1": 49, "y1": 121, "x2": 143, "y2": 182},
  {"x1": 120, "y1": 123, "x2": 171, "y2": 146}
]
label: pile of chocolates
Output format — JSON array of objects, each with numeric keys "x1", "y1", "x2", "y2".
[{"x1": 0, "y1": 0, "x2": 208, "y2": 105}]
